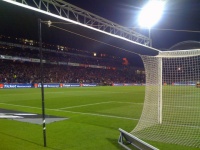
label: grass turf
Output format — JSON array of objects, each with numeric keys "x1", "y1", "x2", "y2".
[{"x1": 0, "y1": 86, "x2": 199, "y2": 150}]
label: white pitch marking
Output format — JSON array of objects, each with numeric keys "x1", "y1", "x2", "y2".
[
  {"x1": 59, "y1": 101, "x2": 113, "y2": 109},
  {"x1": 52, "y1": 109, "x2": 138, "y2": 121},
  {"x1": 45, "y1": 92, "x2": 65, "y2": 94},
  {"x1": 0, "y1": 102, "x2": 138, "y2": 121},
  {"x1": 110, "y1": 101, "x2": 143, "y2": 105}
]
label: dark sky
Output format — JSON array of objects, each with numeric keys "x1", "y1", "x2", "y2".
[
  {"x1": 55, "y1": 0, "x2": 200, "y2": 49},
  {"x1": 0, "y1": 0, "x2": 200, "y2": 52}
]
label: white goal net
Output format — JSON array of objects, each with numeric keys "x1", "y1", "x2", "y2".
[{"x1": 131, "y1": 49, "x2": 200, "y2": 147}]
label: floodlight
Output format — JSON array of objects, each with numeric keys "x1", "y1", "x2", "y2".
[{"x1": 138, "y1": 0, "x2": 165, "y2": 29}]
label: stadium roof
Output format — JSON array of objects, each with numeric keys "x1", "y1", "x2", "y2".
[
  {"x1": 169, "y1": 41, "x2": 200, "y2": 50},
  {"x1": 0, "y1": 0, "x2": 200, "y2": 66}
]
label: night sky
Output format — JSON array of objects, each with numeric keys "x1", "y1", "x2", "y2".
[{"x1": 0, "y1": 0, "x2": 200, "y2": 62}]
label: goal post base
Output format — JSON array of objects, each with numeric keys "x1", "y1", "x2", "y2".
[
  {"x1": 196, "y1": 82, "x2": 200, "y2": 88},
  {"x1": 118, "y1": 128, "x2": 159, "y2": 150}
]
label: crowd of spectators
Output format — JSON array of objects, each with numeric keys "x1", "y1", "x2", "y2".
[
  {"x1": 0, "y1": 60, "x2": 145, "y2": 84},
  {"x1": 0, "y1": 35, "x2": 125, "y2": 67},
  {"x1": 0, "y1": 47, "x2": 124, "y2": 68},
  {"x1": 0, "y1": 37, "x2": 145, "y2": 84}
]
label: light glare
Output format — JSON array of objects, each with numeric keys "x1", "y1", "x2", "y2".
[{"x1": 139, "y1": 0, "x2": 165, "y2": 28}]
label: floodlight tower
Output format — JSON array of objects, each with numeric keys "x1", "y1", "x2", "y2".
[{"x1": 138, "y1": 0, "x2": 165, "y2": 47}]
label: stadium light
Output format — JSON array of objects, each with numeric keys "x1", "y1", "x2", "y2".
[
  {"x1": 138, "y1": 0, "x2": 165, "y2": 29},
  {"x1": 138, "y1": 0, "x2": 165, "y2": 46}
]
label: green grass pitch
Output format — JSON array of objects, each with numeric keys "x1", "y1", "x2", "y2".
[{"x1": 0, "y1": 86, "x2": 199, "y2": 150}]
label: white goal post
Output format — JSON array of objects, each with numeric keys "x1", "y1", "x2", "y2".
[{"x1": 119, "y1": 49, "x2": 200, "y2": 149}]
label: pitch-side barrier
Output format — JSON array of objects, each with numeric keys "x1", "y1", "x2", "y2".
[{"x1": 118, "y1": 128, "x2": 159, "y2": 150}]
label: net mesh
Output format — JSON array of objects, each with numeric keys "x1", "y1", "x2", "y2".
[{"x1": 130, "y1": 49, "x2": 200, "y2": 147}]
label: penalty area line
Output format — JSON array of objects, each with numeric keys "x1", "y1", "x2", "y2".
[
  {"x1": 59, "y1": 101, "x2": 143, "y2": 110},
  {"x1": 0, "y1": 103, "x2": 138, "y2": 121},
  {"x1": 59, "y1": 101, "x2": 113, "y2": 109}
]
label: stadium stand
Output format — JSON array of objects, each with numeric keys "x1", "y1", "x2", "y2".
[
  {"x1": 0, "y1": 60, "x2": 145, "y2": 85},
  {"x1": 0, "y1": 35, "x2": 145, "y2": 85}
]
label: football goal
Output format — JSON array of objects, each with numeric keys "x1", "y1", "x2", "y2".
[{"x1": 120, "y1": 49, "x2": 200, "y2": 149}]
